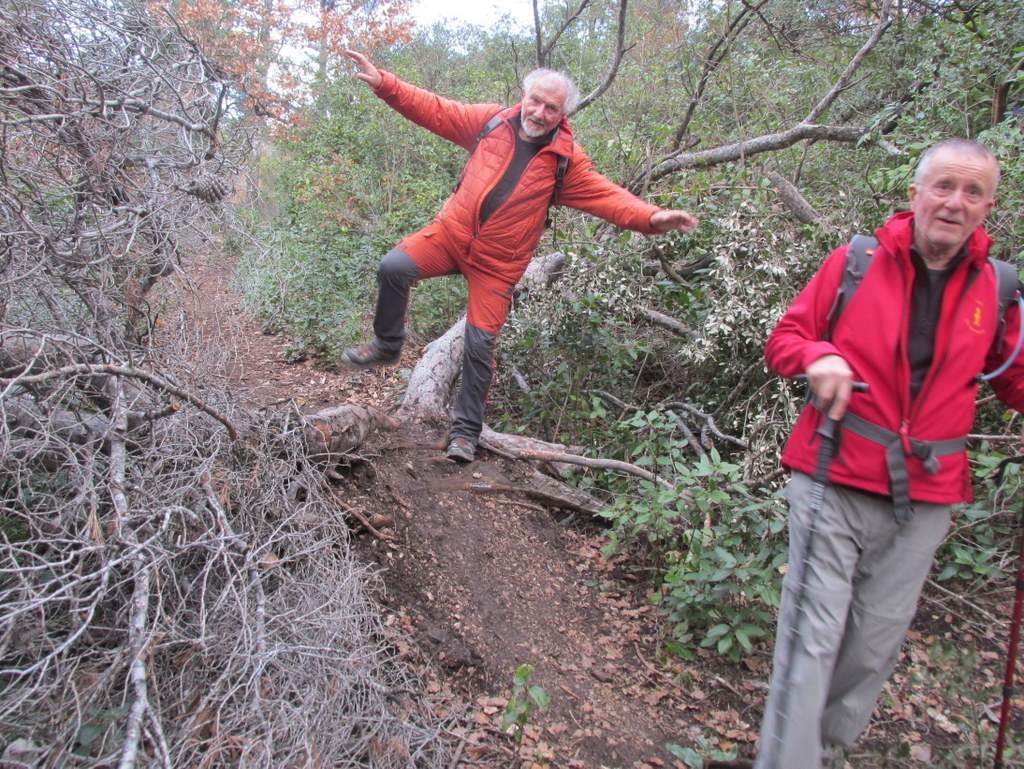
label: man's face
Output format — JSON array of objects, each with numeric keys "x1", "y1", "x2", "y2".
[
  {"x1": 519, "y1": 77, "x2": 567, "y2": 141},
  {"x1": 909, "y1": 148, "x2": 997, "y2": 263}
]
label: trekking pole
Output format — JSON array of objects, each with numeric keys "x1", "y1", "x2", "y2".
[
  {"x1": 994, "y1": 453, "x2": 1024, "y2": 769},
  {"x1": 763, "y1": 377, "x2": 867, "y2": 769}
]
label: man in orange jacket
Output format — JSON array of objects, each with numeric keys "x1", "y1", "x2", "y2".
[{"x1": 340, "y1": 50, "x2": 699, "y2": 463}]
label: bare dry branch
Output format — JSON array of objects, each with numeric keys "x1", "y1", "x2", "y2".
[
  {"x1": 497, "y1": 447, "x2": 678, "y2": 491},
  {"x1": 573, "y1": 0, "x2": 632, "y2": 114},
  {"x1": 670, "y1": 0, "x2": 769, "y2": 151},
  {"x1": 2, "y1": 362, "x2": 240, "y2": 440},
  {"x1": 652, "y1": 0, "x2": 895, "y2": 183},
  {"x1": 802, "y1": 0, "x2": 894, "y2": 125},
  {"x1": 536, "y1": 0, "x2": 594, "y2": 68},
  {"x1": 637, "y1": 307, "x2": 696, "y2": 338}
]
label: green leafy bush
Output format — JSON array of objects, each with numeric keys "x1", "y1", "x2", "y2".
[{"x1": 935, "y1": 449, "x2": 1022, "y2": 584}]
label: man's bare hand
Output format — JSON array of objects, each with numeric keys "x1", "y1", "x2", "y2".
[
  {"x1": 650, "y1": 209, "x2": 699, "y2": 233},
  {"x1": 806, "y1": 354, "x2": 854, "y2": 421},
  {"x1": 344, "y1": 50, "x2": 383, "y2": 89}
]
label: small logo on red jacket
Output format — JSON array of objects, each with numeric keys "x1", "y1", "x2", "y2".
[{"x1": 966, "y1": 300, "x2": 986, "y2": 335}]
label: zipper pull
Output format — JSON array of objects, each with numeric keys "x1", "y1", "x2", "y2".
[{"x1": 899, "y1": 419, "x2": 911, "y2": 455}]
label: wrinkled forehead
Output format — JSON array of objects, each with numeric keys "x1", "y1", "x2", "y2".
[
  {"x1": 524, "y1": 76, "x2": 568, "y2": 109},
  {"x1": 920, "y1": 147, "x2": 1000, "y2": 191}
]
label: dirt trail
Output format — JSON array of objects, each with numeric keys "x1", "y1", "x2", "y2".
[{"x1": 185, "y1": 257, "x2": 763, "y2": 768}]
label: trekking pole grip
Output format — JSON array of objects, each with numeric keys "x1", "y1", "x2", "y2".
[{"x1": 794, "y1": 374, "x2": 869, "y2": 393}]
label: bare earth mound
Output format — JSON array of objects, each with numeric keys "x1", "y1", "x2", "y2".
[{"x1": 189, "y1": 259, "x2": 764, "y2": 768}]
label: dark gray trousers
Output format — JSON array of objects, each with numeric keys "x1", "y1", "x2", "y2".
[{"x1": 373, "y1": 248, "x2": 498, "y2": 447}]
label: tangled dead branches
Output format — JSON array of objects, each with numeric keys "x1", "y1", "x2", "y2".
[
  {"x1": 1, "y1": 394, "x2": 451, "y2": 767},
  {"x1": 0, "y1": 0, "x2": 450, "y2": 765}
]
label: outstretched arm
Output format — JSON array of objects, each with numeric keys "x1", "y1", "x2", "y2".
[
  {"x1": 558, "y1": 148, "x2": 700, "y2": 235},
  {"x1": 341, "y1": 50, "x2": 502, "y2": 150}
]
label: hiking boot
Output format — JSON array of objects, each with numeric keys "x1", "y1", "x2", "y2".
[
  {"x1": 446, "y1": 436, "x2": 475, "y2": 464},
  {"x1": 339, "y1": 342, "x2": 400, "y2": 370}
]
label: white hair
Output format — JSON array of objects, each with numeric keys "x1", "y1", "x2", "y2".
[
  {"x1": 914, "y1": 138, "x2": 1000, "y2": 193},
  {"x1": 521, "y1": 68, "x2": 580, "y2": 114}
]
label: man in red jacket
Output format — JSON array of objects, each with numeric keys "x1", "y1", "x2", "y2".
[
  {"x1": 754, "y1": 139, "x2": 1023, "y2": 769},
  {"x1": 339, "y1": 50, "x2": 699, "y2": 462}
]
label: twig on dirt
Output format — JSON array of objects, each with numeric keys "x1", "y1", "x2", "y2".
[
  {"x1": 631, "y1": 641, "x2": 667, "y2": 680},
  {"x1": 447, "y1": 732, "x2": 468, "y2": 769},
  {"x1": 558, "y1": 684, "x2": 580, "y2": 700},
  {"x1": 922, "y1": 578, "x2": 1000, "y2": 626},
  {"x1": 503, "y1": 500, "x2": 548, "y2": 513},
  {"x1": 499, "y1": 448, "x2": 677, "y2": 492},
  {"x1": 330, "y1": 489, "x2": 397, "y2": 541},
  {"x1": 713, "y1": 674, "x2": 744, "y2": 698}
]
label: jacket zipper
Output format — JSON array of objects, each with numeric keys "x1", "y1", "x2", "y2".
[{"x1": 469, "y1": 121, "x2": 516, "y2": 246}]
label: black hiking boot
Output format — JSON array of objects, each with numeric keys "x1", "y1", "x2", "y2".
[
  {"x1": 445, "y1": 436, "x2": 475, "y2": 464},
  {"x1": 339, "y1": 341, "x2": 400, "y2": 370}
]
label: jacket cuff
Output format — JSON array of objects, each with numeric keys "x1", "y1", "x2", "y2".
[
  {"x1": 373, "y1": 70, "x2": 399, "y2": 98},
  {"x1": 801, "y1": 343, "x2": 843, "y2": 372}
]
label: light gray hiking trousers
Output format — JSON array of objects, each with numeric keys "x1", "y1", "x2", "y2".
[{"x1": 754, "y1": 472, "x2": 951, "y2": 769}]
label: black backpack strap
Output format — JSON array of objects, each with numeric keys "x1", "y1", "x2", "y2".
[
  {"x1": 991, "y1": 259, "x2": 1022, "y2": 353},
  {"x1": 825, "y1": 234, "x2": 877, "y2": 341},
  {"x1": 545, "y1": 154, "x2": 570, "y2": 229},
  {"x1": 993, "y1": 259, "x2": 1021, "y2": 321},
  {"x1": 473, "y1": 113, "x2": 505, "y2": 149}
]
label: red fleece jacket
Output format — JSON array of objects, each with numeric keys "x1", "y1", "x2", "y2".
[{"x1": 765, "y1": 211, "x2": 1024, "y2": 503}]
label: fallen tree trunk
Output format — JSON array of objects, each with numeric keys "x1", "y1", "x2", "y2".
[{"x1": 298, "y1": 403, "x2": 400, "y2": 464}]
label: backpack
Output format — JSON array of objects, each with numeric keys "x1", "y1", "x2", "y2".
[
  {"x1": 825, "y1": 234, "x2": 1021, "y2": 347},
  {"x1": 472, "y1": 113, "x2": 570, "y2": 229}
]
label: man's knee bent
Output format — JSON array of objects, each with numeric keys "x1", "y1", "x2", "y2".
[{"x1": 378, "y1": 248, "x2": 420, "y2": 289}]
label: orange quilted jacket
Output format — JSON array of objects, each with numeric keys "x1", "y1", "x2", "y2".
[{"x1": 372, "y1": 70, "x2": 665, "y2": 282}]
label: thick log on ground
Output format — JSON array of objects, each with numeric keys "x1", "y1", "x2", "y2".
[
  {"x1": 398, "y1": 251, "x2": 568, "y2": 420},
  {"x1": 399, "y1": 320, "x2": 464, "y2": 421},
  {"x1": 300, "y1": 403, "x2": 400, "y2": 462}
]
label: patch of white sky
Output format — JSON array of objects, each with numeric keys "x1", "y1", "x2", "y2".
[{"x1": 407, "y1": 0, "x2": 535, "y2": 32}]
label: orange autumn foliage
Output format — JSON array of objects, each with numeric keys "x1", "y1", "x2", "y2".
[{"x1": 159, "y1": 0, "x2": 413, "y2": 118}]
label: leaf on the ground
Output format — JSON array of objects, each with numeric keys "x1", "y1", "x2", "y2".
[
  {"x1": 910, "y1": 744, "x2": 932, "y2": 761},
  {"x1": 643, "y1": 689, "x2": 670, "y2": 706}
]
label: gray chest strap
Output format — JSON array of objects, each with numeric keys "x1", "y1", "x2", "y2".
[{"x1": 841, "y1": 413, "x2": 967, "y2": 524}]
